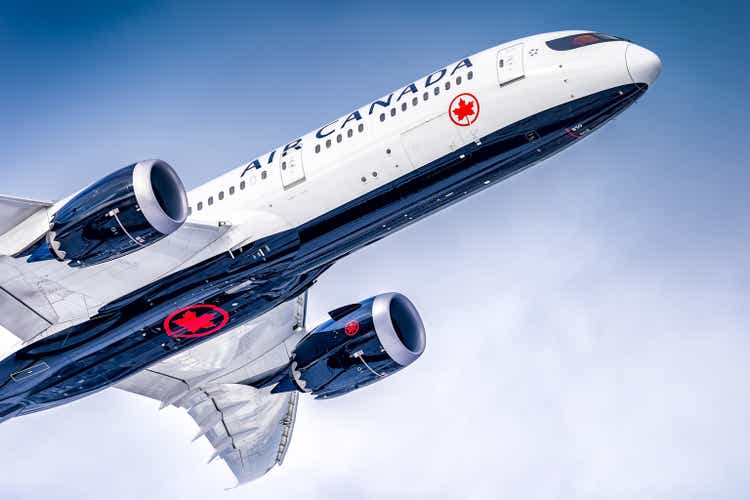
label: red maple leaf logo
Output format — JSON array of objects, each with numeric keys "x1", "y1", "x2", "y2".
[
  {"x1": 452, "y1": 98, "x2": 475, "y2": 122},
  {"x1": 174, "y1": 310, "x2": 216, "y2": 333},
  {"x1": 344, "y1": 320, "x2": 360, "y2": 336}
]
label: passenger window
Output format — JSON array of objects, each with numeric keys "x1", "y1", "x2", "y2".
[
  {"x1": 315, "y1": 144, "x2": 321, "y2": 153},
  {"x1": 326, "y1": 139, "x2": 332, "y2": 148},
  {"x1": 390, "y1": 108, "x2": 396, "y2": 117},
  {"x1": 218, "y1": 191, "x2": 224, "y2": 200},
  {"x1": 261, "y1": 171, "x2": 267, "y2": 180},
  {"x1": 240, "y1": 181, "x2": 246, "y2": 190},
  {"x1": 456, "y1": 76, "x2": 462, "y2": 85},
  {"x1": 467, "y1": 71, "x2": 474, "y2": 80},
  {"x1": 282, "y1": 161, "x2": 287, "y2": 170},
  {"x1": 444, "y1": 81, "x2": 451, "y2": 90},
  {"x1": 434, "y1": 86, "x2": 440, "y2": 96},
  {"x1": 229, "y1": 186, "x2": 235, "y2": 195},
  {"x1": 423, "y1": 91, "x2": 429, "y2": 101},
  {"x1": 336, "y1": 134, "x2": 342, "y2": 143},
  {"x1": 197, "y1": 202, "x2": 203, "y2": 211},
  {"x1": 401, "y1": 102, "x2": 407, "y2": 111},
  {"x1": 347, "y1": 129, "x2": 353, "y2": 138},
  {"x1": 358, "y1": 123, "x2": 364, "y2": 132},
  {"x1": 412, "y1": 97, "x2": 418, "y2": 106},
  {"x1": 208, "y1": 196, "x2": 214, "y2": 206},
  {"x1": 380, "y1": 113, "x2": 386, "y2": 122}
]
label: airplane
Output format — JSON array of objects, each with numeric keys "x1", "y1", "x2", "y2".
[{"x1": 0, "y1": 30, "x2": 661, "y2": 485}]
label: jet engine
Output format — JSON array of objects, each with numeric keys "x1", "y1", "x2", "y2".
[
  {"x1": 270, "y1": 293, "x2": 426, "y2": 399},
  {"x1": 25, "y1": 160, "x2": 188, "y2": 267}
]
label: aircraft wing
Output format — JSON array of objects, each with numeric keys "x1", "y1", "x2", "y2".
[
  {"x1": 122, "y1": 369, "x2": 298, "y2": 485},
  {"x1": 0, "y1": 195, "x2": 52, "y2": 238},
  {"x1": 0, "y1": 257, "x2": 66, "y2": 343},
  {"x1": 0, "y1": 218, "x2": 229, "y2": 344},
  {"x1": 186, "y1": 384, "x2": 298, "y2": 485},
  {"x1": 116, "y1": 294, "x2": 307, "y2": 486}
]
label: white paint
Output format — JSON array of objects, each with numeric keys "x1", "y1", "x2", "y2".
[{"x1": 0, "y1": 325, "x2": 21, "y2": 359}]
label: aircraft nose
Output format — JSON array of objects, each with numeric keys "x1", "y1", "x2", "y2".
[{"x1": 626, "y1": 43, "x2": 662, "y2": 87}]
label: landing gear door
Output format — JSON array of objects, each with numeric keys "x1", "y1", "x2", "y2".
[
  {"x1": 280, "y1": 147, "x2": 305, "y2": 189},
  {"x1": 496, "y1": 43, "x2": 524, "y2": 86}
]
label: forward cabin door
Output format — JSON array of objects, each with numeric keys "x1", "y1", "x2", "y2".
[
  {"x1": 280, "y1": 147, "x2": 306, "y2": 189},
  {"x1": 496, "y1": 43, "x2": 525, "y2": 86}
]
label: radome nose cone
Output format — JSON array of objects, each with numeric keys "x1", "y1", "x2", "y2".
[{"x1": 626, "y1": 44, "x2": 662, "y2": 86}]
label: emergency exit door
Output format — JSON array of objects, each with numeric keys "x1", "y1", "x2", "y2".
[
  {"x1": 496, "y1": 43, "x2": 525, "y2": 86},
  {"x1": 280, "y1": 147, "x2": 305, "y2": 189}
]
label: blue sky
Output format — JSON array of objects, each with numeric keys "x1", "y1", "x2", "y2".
[{"x1": 1, "y1": 1, "x2": 749, "y2": 498}]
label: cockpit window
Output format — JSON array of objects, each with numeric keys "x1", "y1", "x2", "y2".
[{"x1": 546, "y1": 33, "x2": 627, "y2": 51}]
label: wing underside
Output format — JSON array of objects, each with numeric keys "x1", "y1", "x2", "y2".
[
  {"x1": 0, "y1": 219, "x2": 229, "y2": 344},
  {"x1": 116, "y1": 294, "x2": 307, "y2": 486},
  {"x1": 187, "y1": 384, "x2": 298, "y2": 484},
  {"x1": 0, "y1": 195, "x2": 52, "y2": 239}
]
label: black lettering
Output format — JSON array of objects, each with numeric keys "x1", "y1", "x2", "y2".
[
  {"x1": 282, "y1": 138, "x2": 302, "y2": 156},
  {"x1": 450, "y1": 58, "x2": 473, "y2": 76},
  {"x1": 368, "y1": 93, "x2": 394, "y2": 115},
  {"x1": 397, "y1": 83, "x2": 418, "y2": 101}
]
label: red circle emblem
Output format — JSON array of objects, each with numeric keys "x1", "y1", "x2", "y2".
[
  {"x1": 449, "y1": 92, "x2": 480, "y2": 127},
  {"x1": 344, "y1": 319, "x2": 360, "y2": 337},
  {"x1": 164, "y1": 304, "x2": 229, "y2": 339}
]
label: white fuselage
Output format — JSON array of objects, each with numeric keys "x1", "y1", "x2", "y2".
[
  {"x1": 186, "y1": 30, "x2": 635, "y2": 249},
  {"x1": 1, "y1": 30, "x2": 659, "y2": 347}
]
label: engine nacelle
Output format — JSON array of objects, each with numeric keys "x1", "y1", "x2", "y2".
[
  {"x1": 25, "y1": 160, "x2": 188, "y2": 267},
  {"x1": 271, "y1": 293, "x2": 426, "y2": 399}
]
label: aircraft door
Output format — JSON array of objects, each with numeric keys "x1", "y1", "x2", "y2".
[
  {"x1": 280, "y1": 147, "x2": 306, "y2": 189},
  {"x1": 496, "y1": 43, "x2": 525, "y2": 86}
]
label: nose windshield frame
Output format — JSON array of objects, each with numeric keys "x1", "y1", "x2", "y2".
[{"x1": 546, "y1": 33, "x2": 628, "y2": 51}]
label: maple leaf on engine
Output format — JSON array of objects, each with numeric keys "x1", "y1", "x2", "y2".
[
  {"x1": 174, "y1": 310, "x2": 216, "y2": 333},
  {"x1": 452, "y1": 98, "x2": 475, "y2": 122}
]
